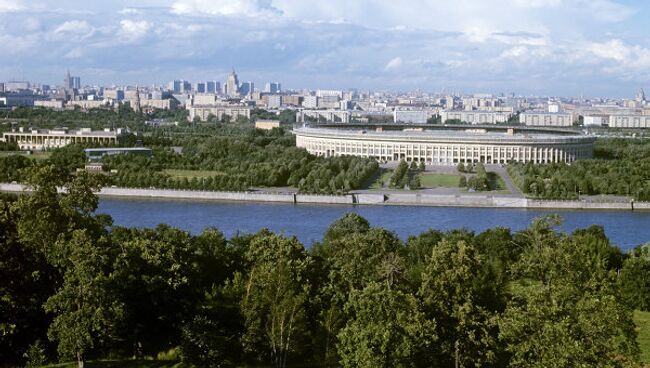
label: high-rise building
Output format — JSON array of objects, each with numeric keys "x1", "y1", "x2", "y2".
[
  {"x1": 181, "y1": 81, "x2": 191, "y2": 93},
  {"x1": 206, "y1": 81, "x2": 220, "y2": 93},
  {"x1": 72, "y1": 76, "x2": 81, "y2": 90},
  {"x1": 0, "y1": 83, "x2": 5, "y2": 92},
  {"x1": 133, "y1": 86, "x2": 141, "y2": 113},
  {"x1": 637, "y1": 88, "x2": 646, "y2": 103},
  {"x1": 264, "y1": 82, "x2": 281, "y2": 94},
  {"x1": 239, "y1": 81, "x2": 254, "y2": 96},
  {"x1": 169, "y1": 80, "x2": 182, "y2": 93},
  {"x1": 226, "y1": 70, "x2": 240, "y2": 97},
  {"x1": 64, "y1": 70, "x2": 72, "y2": 90},
  {"x1": 194, "y1": 82, "x2": 206, "y2": 93}
]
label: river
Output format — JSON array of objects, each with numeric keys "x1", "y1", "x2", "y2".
[{"x1": 97, "y1": 198, "x2": 650, "y2": 251}]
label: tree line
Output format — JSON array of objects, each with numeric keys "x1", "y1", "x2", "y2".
[
  {"x1": 508, "y1": 138, "x2": 650, "y2": 200},
  {"x1": 0, "y1": 128, "x2": 379, "y2": 195},
  {"x1": 1, "y1": 166, "x2": 649, "y2": 368}
]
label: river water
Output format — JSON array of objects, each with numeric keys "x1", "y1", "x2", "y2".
[{"x1": 97, "y1": 198, "x2": 650, "y2": 251}]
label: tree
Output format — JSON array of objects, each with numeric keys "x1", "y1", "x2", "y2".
[
  {"x1": 418, "y1": 161, "x2": 426, "y2": 172},
  {"x1": 619, "y1": 253, "x2": 650, "y2": 311},
  {"x1": 237, "y1": 231, "x2": 313, "y2": 368},
  {"x1": 409, "y1": 174, "x2": 421, "y2": 190},
  {"x1": 418, "y1": 240, "x2": 502, "y2": 367},
  {"x1": 44, "y1": 230, "x2": 123, "y2": 368},
  {"x1": 459, "y1": 176, "x2": 467, "y2": 187},
  {"x1": 500, "y1": 221, "x2": 640, "y2": 367},
  {"x1": 337, "y1": 282, "x2": 436, "y2": 368},
  {"x1": 457, "y1": 162, "x2": 465, "y2": 173}
]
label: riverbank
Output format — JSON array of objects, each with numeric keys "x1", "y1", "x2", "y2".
[{"x1": 2, "y1": 183, "x2": 648, "y2": 211}]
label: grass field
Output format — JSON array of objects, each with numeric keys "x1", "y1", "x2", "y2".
[
  {"x1": 42, "y1": 361, "x2": 184, "y2": 368},
  {"x1": 419, "y1": 173, "x2": 462, "y2": 188},
  {"x1": 366, "y1": 169, "x2": 393, "y2": 190},
  {"x1": 635, "y1": 310, "x2": 650, "y2": 363},
  {"x1": 487, "y1": 172, "x2": 508, "y2": 192},
  {"x1": 163, "y1": 169, "x2": 222, "y2": 179}
]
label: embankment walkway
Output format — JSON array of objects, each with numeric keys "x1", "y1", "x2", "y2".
[{"x1": 1, "y1": 183, "x2": 647, "y2": 211}]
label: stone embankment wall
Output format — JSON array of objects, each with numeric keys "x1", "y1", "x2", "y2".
[{"x1": 1, "y1": 183, "x2": 647, "y2": 211}]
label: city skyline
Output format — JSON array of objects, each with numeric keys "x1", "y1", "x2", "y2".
[{"x1": 1, "y1": 0, "x2": 650, "y2": 97}]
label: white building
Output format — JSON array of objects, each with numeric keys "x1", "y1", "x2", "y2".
[
  {"x1": 583, "y1": 116, "x2": 607, "y2": 127},
  {"x1": 2, "y1": 127, "x2": 125, "y2": 151},
  {"x1": 440, "y1": 110, "x2": 511, "y2": 125},
  {"x1": 188, "y1": 105, "x2": 252, "y2": 122},
  {"x1": 294, "y1": 127, "x2": 594, "y2": 164},
  {"x1": 519, "y1": 112, "x2": 574, "y2": 127},
  {"x1": 302, "y1": 95, "x2": 319, "y2": 109},
  {"x1": 608, "y1": 114, "x2": 650, "y2": 128},
  {"x1": 267, "y1": 95, "x2": 282, "y2": 109}
]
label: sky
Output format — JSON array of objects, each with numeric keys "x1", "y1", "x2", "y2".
[{"x1": 1, "y1": 0, "x2": 649, "y2": 97}]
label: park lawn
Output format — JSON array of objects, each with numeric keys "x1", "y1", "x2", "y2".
[
  {"x1": 635, "y1": 310, "x2": 650, "y2": 363},
  {"x1": 29, "y1": 151, "x2": 53, "y2": 161},
  {"x1": 366, "y1": 168, "x2": 393, "y2": 190},
  {"x1": 163, "y1": 169, "x2": 222, "y2": 179},
  {"x1": 487, "y1": 172, "x2": 509, "y2": 192},
  {"x1": 420, "y1": 173, "x2": 462, "y2": 188},
  {"x1": 41, "y1": 360, "x2": 185, "y2": 368}
]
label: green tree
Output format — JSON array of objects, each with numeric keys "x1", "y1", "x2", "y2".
[
  {"x1": 337, "y1": 282, "x2": 436, "y2": 368},
  {"x1": 418, "y1": 239, "x2": 501, "y2": 367},
  {"x1": 237, "y1": 231, "x2": 313, "y2": 368},
  {"x1": 44, "y1": 230, "x2": 123, "y2": 368},
  {"x1": 619, "y1": 253, "x2": 650, "y2": 311}
]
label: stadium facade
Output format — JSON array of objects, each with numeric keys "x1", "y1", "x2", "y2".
[{"x1": 294, "y1": 126, "x2": 594, "y2": 164}]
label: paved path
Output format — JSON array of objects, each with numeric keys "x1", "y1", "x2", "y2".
[{"x1": 485, "y1": 164, "x2": 523, "y2": 196}]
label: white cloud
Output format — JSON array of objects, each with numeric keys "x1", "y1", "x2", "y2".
[
  {"x1": 120, "y1": 19, "x2": 151, "y2": 41},
  {"x1": 0, "y1": 0, "x2": 23, "y2": 12},
  {"x1": 171, "y1": 0, "x2": 281, "y2": 17},
  {"x1": 51, "y1": 20, "x2": 95, "y2": 41},
  {"x1": 588, "y1": 39, "x2": 650, "y2": 69},
  {"x1": 384, "y1": 57, "x2": 402, "y2": 71},
  {"x1": 119, "y1": 8, "x2": 140, "y2": 15}
]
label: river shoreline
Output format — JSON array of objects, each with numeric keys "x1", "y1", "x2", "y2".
[{"x1": 2, "y1": 183, "x2": 647, "y2": 211}]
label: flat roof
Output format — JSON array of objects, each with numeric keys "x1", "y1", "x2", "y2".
[{"x1": 84, "y1": 147, "x2": 151, "y2": 152}]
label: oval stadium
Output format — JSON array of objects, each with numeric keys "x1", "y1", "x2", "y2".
[{"x1": 294, "y1": 125, "x2": 595, "y2": 164}]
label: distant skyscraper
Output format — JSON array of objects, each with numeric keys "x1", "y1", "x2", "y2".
[
  {"x1": 133, "y1": 86, "x2": 141, "y2": 113},
  {"x1": 72, "y1": 76, "x2": 81, "y2": 89},
  {"x1": 264, "y1": 82, "x2": 281, "y2": 94},
  {"x1": 239, "y1": 81, "x2": 254, "y2": 96},
  {"x1": 64, "y1": 70, "x2": 73, "y2": 90},
  {"x1": 169, "y1": 80, "x2": 182, "y2": 93},
  {"x1": 206, "y1": 81, "x2": 220, "y2": 93},
  {"x1": 194, "y1": 82, "x2": 206, "y2": 93},
  {"x1": 637, "y1": 88, "x2": 646, "y2": 103},
  {"x1": 226, "y1": 70, "x2": 240, "y2": 97},
  {"x1": 181, "y1": 81, "x2": 191, "y2": 93}
]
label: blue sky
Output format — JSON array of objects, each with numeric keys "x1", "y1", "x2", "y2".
[{"x1": 1, "y1": 0, "x2": 649, "y2": 97}]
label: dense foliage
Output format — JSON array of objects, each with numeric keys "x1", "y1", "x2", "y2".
[
  {"x1": 508, "y1": 138, "x2": 650, "y2": 200},
  {"x1": 0, "y1": 125, "x2": 378, "y2": 195},
  {"x1": 1, "y1": 167, "x2": 647, "y2": 368}
]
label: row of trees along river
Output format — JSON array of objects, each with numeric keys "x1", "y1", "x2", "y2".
[
  {"x1": 507, "y1": 138, "x2": 650, "y2": 200},
  {"x1": 0, "y1": 124, "x2": 378, "y2": 195},
  {"x1": 1, "y1": 165, "x2": 649, "y2": 368}
]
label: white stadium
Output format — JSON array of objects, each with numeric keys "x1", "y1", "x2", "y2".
[{"x1": 294, "y1": 126, "x2": 595, "y2": 165}]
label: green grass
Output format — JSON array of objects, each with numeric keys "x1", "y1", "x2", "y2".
[
  {"x1": 42, "y1": 360, "x2": 184, "y2": 368},
  {"x1": 419, "y1": 173, "x2": 462, "y2": 188},
  {"x1": 163, "y1": 169, "x2": 222, "y2": 179},
  {"x1": 31, "y1": 152, "x2": 53, "y2": 161},
  {"x1": 487, "y1": 172, "x2": 509, "y2": 192},
  {"x1": 366, "y1": 169, "x2": 393, "y2": 190},
  {"x1": 635, "y1": 310, "x2": 650, "y2": 363}
]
